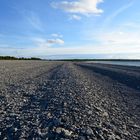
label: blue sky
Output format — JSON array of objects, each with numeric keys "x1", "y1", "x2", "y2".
[{"x1": 0, "y1": 0, "x2": 140, "y2": 59}]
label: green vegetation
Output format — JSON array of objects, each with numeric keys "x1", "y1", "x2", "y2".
[{"x1": 0, "y1": 56, "x2": 42, "y2": 60}]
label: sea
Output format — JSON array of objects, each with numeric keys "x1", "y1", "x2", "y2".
[{"x1": 87, "y1": 61, "x2": 140, "y2": 67}]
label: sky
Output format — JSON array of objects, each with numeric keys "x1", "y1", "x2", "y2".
[{"x1": 0, "y1": 0, "x2": 140, "y2": 59}]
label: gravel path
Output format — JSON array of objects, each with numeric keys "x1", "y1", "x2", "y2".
[{"x1": 0, "y1": 61, "x2": 140, "y2": 140}]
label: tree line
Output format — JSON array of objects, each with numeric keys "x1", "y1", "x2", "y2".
[{"x1": 0, "y1": 56, "x2": 41, "y2": 60}]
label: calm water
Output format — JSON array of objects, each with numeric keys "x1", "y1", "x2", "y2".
[{"x1": 88, "y1": 61, "x2": 140, "y2": 67}]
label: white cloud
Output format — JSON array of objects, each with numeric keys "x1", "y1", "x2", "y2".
[
  {"x1": 32, "y1": 37, "x2": 64, "y2": 47},
  {"x1": 47, "y1": 39, "x2": 64, "y2": 45},
  {"x1": 69, "y1": 14, "x2": 81, "y2": 20},
  {"x1": 52, "y1": 0, "x2": 103, "y2": 16}
]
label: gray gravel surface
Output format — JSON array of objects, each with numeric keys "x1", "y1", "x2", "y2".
[{"x1": 0, "y1": 61, "x2": 140, "y2": 140}]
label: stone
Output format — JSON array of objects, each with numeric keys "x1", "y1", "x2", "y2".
[
  {"x1": 102, "y1": 112, "x2": 109, "y2": 118},
  {"x1": 55, "y1": 127, "x2": 73, "y2": 137},
  {"x1": 87, "y1": 110, "x2": 92, "y2": 115},
  {"x1": 81, "y1": 127, "x2": 94, "y2": 136}
]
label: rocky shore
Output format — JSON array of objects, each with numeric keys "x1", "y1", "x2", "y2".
[{"x1": 0, "y1": 61, "x2": 140, "y2": 140}]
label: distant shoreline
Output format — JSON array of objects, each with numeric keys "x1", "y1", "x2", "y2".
[{"x1": 54, "y1": 59, "x2": 140, "y2": 62}]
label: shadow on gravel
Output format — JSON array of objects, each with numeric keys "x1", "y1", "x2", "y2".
[{"x1": 77, "y1": 63, "x2": 140, "y2": 91}]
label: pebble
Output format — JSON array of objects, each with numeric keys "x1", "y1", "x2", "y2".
[
  {"x1": 102, "y1": 111, "x2": 109, "y2": 118},
  {"x1": 55, "y1": 127, "x2": 73, "y2": 137},
  {"x1": 81, "y1": 127, "x2": 94, "y2": 136},
  {"x1": 87, "y1": 110, "x2": 92, "y2": 115}
]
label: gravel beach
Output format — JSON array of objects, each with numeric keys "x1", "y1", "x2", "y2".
[{"x1": 0, "y1": 61, "x2": 140, "y2": 140}]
